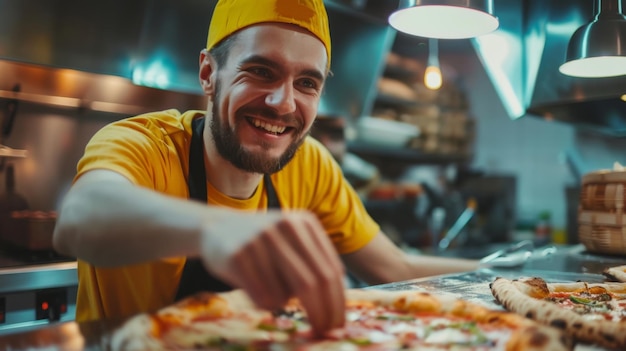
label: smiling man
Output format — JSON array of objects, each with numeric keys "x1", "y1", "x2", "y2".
[
  {"x1": 53, "y1": 0, "x2": 478, "y2": 336},
  {"x1": 206, "y1": 24, "x2": 324, "y2": 175}
]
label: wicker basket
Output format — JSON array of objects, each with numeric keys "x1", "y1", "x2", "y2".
[
  {"x1": 579, "y1": 169, "x2": 626, "y2": 255},
  {"x1": 578, "y1": 210, "x2": 626, "y2": 255},
  {"x1": 580, "y1": 170, "x2": 626, "y2": 211}
]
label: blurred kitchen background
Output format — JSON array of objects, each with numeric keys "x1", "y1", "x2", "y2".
[{"x1": 2, "y1": 0, "x2": 626, "y2": 262}]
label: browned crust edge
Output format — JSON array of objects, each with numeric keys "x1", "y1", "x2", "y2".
[
  {"x1": 603, "y1": 265, "x2": 626, "y2": 283},
  {"x1": 490, "y1": 276, "x2": 626, "y2": 350}
]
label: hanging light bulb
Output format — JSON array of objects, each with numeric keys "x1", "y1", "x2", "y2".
[
  {"x1": 425, "y1": 66, "x2": 442, "y2": 90},
  {"x1": 559, "y1": 0, "x2": 626, "y2": 78},
  {"x1": 425, "y1": 38, "x2": 442, "y2": 90},
  {"x1": 389, "y1": 0, "x2": 499, "y2": 39}
]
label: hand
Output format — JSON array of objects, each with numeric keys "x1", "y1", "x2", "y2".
[{"x1": 199, "y1": 210, "x2": 346, "y2": 336}]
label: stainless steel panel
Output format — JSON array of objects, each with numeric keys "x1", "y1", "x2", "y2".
[
  {"x1": 0, "y1": 286, "x2": 77, "y2": 336},
  {"x1": 0, "y1": 263, "x2": 78, "y2": 335},
  {"x1": 0, "y1": 60, "x2": 206, "y2": 211},
  {"x1": 0, "y1": 0, "x2": 147, "y2": 78},
  {"x1": 0, "y1": 262, "x2": 77, "y2": 294}
]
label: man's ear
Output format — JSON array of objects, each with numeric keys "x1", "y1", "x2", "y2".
[{"x1": 199, "y1": 49, "x2": 216, "y2": 95}]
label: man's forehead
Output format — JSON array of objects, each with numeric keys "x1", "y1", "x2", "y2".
[{"x1": 228, "y1": 24, "x2": 328, "y2": 71}]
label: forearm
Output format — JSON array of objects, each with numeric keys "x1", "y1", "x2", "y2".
[
  {"x1": 356, "y1": 252, "x2": 479, "y2": 285},
  {"x1": 343, "y1": 232, "x2": 480, "y2": 285},
  {"x1": 403, "y1": 254, "x2": 480, "y2": 278},
  {"x1": 53, "y1": 171, "x2": 232, "y2": 267}
]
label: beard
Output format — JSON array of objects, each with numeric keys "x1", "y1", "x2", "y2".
[{"x1": 209, "y1": 80, "x2": 307, "y2": 174}]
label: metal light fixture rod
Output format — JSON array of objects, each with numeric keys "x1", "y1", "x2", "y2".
[
  {"x1": 425, "y1": 38, "x2": 443, "y2": 90},
  {"x1": 596, "y1": 0, "x2": 623, "y2": 20},
  {"x1": 427, "y1": 38, "x2": 439, "y2": 67}
]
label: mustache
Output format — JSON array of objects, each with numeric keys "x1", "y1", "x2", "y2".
[{"x1": 237, "y1": 107, "x2": 303, "y2": 130}]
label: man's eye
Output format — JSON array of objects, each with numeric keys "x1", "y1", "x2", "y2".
[
  {"x1": 299, "y1": 79, "x2": 318, "y2": 90},
  {"x1": 250, "y1": 67, "x2": 272, "y2": 78}
]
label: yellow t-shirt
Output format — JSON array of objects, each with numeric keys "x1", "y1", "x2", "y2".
[{"x1": 74, "y1": 109, "x2": 379, "y2": 322}]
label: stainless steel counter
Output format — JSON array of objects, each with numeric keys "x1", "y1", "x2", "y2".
[{"x1": 522, "y1": 244, "x2": 626, "y2": 275}]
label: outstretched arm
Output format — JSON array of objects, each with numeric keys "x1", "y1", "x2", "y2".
[
  {"x1": 342, "y1": 231, "x2": 479, "y2": 286},
  {"x1": 53, "y1": 169, "x2": 345, "y2": 334},
  {"x1": 53, "y1": 169, "x2": 223, "y2": 265}
]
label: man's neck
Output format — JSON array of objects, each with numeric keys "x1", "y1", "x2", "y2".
[{"x1": 202, "y1": 128, "x2": 263, "y2": 200}]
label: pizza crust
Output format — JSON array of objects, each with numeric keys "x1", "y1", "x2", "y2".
[
  {"x1": 111, "y1": 288, "x2": 571, "y2": 351},
  {"x1": 109, "y1": 291, "x2": 275, "y2": 350},
  {"x1": 603, "y1": 264, "x2": 626, "y2": 282},
  {"x1": 490, "y1": 276, "x2": 626, "y2": 350}
]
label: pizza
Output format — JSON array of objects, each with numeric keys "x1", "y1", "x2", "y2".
[
  {"x1": 490, "y1": 276, "x2": 626, "y2": 350},
  {"x1": 603, "y1": 264, "x2": 626, "y2": 283},
  {"x1": 109, "y1": 288, "x2": 570, "y2": 350}
]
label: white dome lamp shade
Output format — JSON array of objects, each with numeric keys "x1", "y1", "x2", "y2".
[
  {"x1": 560, "y1": 0, "x2": 626, "y2": 78},
  {"x1": 388, "y1": 0, "x2": 499, "y2": 39}
]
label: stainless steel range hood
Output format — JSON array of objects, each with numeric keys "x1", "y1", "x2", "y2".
[
  {"x1": 474, "y1": 0, "x2": 626, "y2": 136},
  {"x1": 0, "y1": 0, "x2": 398, "y2": 120}
]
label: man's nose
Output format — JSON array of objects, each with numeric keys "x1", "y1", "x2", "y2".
[{"x1": 266, "y1": 82, "x2": 296, "y2": 115}]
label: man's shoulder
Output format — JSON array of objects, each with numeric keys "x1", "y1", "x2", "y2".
[{"x1": 104, "y1": 109, "x2": 203, "y2": 136}]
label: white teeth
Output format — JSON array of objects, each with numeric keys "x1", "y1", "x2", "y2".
[{"x1": 252, "y1": 118, "x2": 286, "y2": 134}]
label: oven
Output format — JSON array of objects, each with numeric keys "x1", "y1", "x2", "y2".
[{"x1": 0, "y1": 249, "x2": 77, "y2": 335}]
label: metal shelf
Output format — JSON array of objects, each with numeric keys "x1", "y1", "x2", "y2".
[{"x1": 348, "y1": 141, "x2": 470, "y2": 165}]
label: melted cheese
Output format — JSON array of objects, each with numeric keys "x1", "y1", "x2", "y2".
[
  {"x1": 298, "y1": 341, "x2": 360, "y2": 351},
  {"x1": 167, "y1": 318, "x2": 290, "y2": 347},
  {"x1": 157, "y1": 301, "x2": 517, "y2": 350},
  {"x1": 339, "y1": 307, "x2": 512, "y2": 350},
  {"x1": 424, "y1": 328, "x2": 476, "y2": 344}
]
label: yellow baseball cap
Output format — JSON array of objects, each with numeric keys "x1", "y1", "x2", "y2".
[{"x1": 207, "y1": 0, "x2": 331, "y2": 67}]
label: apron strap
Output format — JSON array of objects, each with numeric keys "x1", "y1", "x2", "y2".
[{"x1": 175, "y1": 116, "x2": 280, "y2": 300}]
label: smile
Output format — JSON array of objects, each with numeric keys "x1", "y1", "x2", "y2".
[{"x1": 248, "y1": 117, "x2": 288, "y2": 135}]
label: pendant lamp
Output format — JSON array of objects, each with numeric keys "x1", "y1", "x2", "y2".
[
  {"x1": 388, "y1": 0, "x2": 499, "y2": 39},
  {"x1": 559, "y1": 0, "x2": 626, "y2": 78}
]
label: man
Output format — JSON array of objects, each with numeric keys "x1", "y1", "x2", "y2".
[{"x1": 53, "y1": 0, "x2": 478, "y2": 336}]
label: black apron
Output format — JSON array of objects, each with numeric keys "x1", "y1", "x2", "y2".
[{"x1": 175, "y1": 117, "x2": 281, "y2": 300}]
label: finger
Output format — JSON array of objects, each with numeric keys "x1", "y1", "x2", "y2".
[
  {"x1": 248, "y1": 233, "x2": 291, "y2": 310},
  {"x1": 228, "y1": 233, "x2": 290, "y2": 311},
  {"x1": 216, "y1": 251, "x2": 263, "y2": 303},
  {"x1": 296, "y1": 224, "x2": 345, "y2": 329},
  {"x1": 273, "y1": 217, "x2": 345, "y2": 335},
  {"x1": 272, "y1": 245, "x2": 328, "y2": 334},
  {"x1": 304, "y1": 260, "x2": 346, "y2": 334},
  {"x1": 301, "y1": 214, "x2": 347, "y2": 274},
  {"x1": 299, "y1": 212, "x2": 345, "y2": 276},
  {"x1": 289, "y1": 213, "x2": 346, "y2": 330}
]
